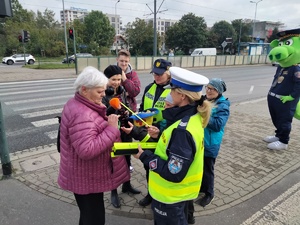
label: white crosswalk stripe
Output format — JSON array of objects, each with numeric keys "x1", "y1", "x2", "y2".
[
  {"x1": 5, "y1": 95, "x2": 72, "y2": 105},
  {"x1": 45, "y1": 130, "x2": 58, "y2": 140},
  {"x1": 31, "y1": 118, "x2": 59, "y2": 127},
  {"x1": 21, "y1": 108, "x2": 62, "y2": 119}
]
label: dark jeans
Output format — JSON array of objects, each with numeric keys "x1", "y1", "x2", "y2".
[
  {"x1": 200, "y1": 157, "x2": 216, "y2": 197},
  {"x1": 74, "y1": 192, "x2": 105, "y2": 225}
]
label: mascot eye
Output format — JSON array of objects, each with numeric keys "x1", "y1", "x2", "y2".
[
  {"x1": 284, "y1": 39, "x2": 293, "y2": 46},
  {"x1": 278, "y1": 41, "x2": 283, "y2": 46}
]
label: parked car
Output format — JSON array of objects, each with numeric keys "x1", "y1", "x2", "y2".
[
  {"x1": 62, "y1": 53, "x2": 93, "y2": 63},
  {"x1": 2, "y1": 54, "x2": 35, "y2": 65}
]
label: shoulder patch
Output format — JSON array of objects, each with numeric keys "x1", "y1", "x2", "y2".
[
  {"x1": 168, "y1": 155, "x2": 183, "y2": 174},
  {"x1": 149, "y1": 159, "x2": 158, "y2": 170}
]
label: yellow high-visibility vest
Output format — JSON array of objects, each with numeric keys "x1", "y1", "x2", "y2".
[
  {"x1": 149, "y1": 114, "x2": 204, "y2": 204},
  {"x1": 143, "y1": 84, "x2": 170, "y2": 123}
]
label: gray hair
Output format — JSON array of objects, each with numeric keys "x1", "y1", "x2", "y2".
[{"x1": 74, "y1": 66, "x2": 108, "y2": 92}]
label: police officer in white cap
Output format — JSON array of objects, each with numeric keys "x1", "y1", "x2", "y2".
[{"x1": 134, "y1": 67, "x2": 212, "y2": 225}]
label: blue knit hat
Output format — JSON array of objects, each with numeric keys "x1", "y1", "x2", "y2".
[{"x1": 208, "y1": 78, "x2": 227, "y2": 94}]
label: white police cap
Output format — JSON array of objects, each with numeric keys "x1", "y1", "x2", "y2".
[{"x1": 164, "y1": 67, "x2": 209, "y2": 92}]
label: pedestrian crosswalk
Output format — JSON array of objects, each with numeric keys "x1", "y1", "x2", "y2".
[
  {"x1": 0, "y1": 78, "x2": 144, "y2": 152},
  {"x1": 0, "y1": 78, "x2": 75, "y2": 151}
]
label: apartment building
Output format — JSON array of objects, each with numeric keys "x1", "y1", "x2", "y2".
[
  {"x1": 60, "y1": 7, "x2": 89, "y2": 23},
  {"x1": 146, "y1": 18, "x2": 177, "y2": 36}
]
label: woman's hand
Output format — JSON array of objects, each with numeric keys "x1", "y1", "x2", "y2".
[
  {"x1": 107, "y1": 114, "x2": 120, "y2": 129},
  {"x1": 133, "y1": 145, "x2": 144, "y2": 159},
  {"x1": 121, "y1": 121, "x2": 134, "y2": 134},
  {"x1": 148, "y1": 125, "x2": 160, "y2": 138}
]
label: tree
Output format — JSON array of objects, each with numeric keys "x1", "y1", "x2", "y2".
[
  {"x1": 36, "y1": 9, "x2": 59, "y2": 29},
  {"x1": 210, "y1": 20, "x2": 236, "y2": 54},
  {"x1": 125, "y1": 18, "x2": 154, "y2": 56},
  {"x1": 267, "y1": 27, "x2": 279, "y2": 43},
  {"x1": 231, "y1": 19, "x2": 252, "y2": 43},
  {"x1": 83, "y1": 11, "x2": 115, "y2": 55},
  {"x1": 165, "y1": 13, "x2": 207, "y2": 55}
]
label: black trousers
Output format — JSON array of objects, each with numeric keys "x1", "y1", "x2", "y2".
[
  {"x1": 267, "y1": 95, "x2": 298, "y2": 144},
  {"x1": 200, "y1": 156, "x2": 216, "y2": 197},
  {"x1": 74, "y1": 192, "x2": 105, "y2": 225},
  {"x1": 152, "y1": 199, "x2": 188, "y2": 225}
]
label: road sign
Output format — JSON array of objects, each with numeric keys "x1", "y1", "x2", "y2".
[{"x1": 221, "y1": 41, "x2": 227, "y2": 48}]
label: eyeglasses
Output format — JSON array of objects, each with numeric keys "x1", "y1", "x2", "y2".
[{"x1": 205, "y1": 86, "x2": 216, "y2": 92}]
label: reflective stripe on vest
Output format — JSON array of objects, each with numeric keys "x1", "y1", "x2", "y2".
[
  {"x1": 148, "y1": 114, "x2": 204, "y2": 204},
  {"x1": 143, "y1": 84, "x2": 170, "y2": 123}
]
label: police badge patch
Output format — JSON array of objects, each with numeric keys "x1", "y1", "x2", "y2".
[
  {"x1": 149, "y1": 159, "x2": 158, "y2": 170},
  {"x1": 295, "y1": 71, "x2": 300, "y2": 78},
  {"x1": 168, "y1": 155, "x2": 183, "y2": 174}
]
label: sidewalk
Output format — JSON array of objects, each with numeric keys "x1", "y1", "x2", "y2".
[{"x1": 1, "y1": 97, "x2": 300, "y2": 222}]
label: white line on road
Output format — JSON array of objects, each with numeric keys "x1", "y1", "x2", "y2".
[
  {"x1": 0, "y1": 78, "x2": 75, "y2": 86},
  {"x1": 5, "y1": 95, "x2": 72, "y2": 105},
  {"x1": 45, "y1": 130, "x2": 58, "y2": 139},
  {"x1": 13, "y1": 102, "x2": 65, "y2": 111},
  {"x1": 248, "y1": 85, "x2": 254, "y2": 94},
  {"x1": 241, "y1": 182, "x2": 300, "y2": 224},
  {"x1": 21, "y1": 108, "x2": 62, "y2": 118},
  {"x1": 31, "y1": 118, "x2": 58, "y2": 127},
  {"x1": 0, "y1": 87, "x2": 73, "y2": 96}
]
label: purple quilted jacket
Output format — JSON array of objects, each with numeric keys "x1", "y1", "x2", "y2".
[{"x1": 58, "y1": 92, "x2": 130, "y2": 194}]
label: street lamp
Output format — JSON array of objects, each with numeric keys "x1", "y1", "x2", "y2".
[
  {"x1": 250, "y1": 0, "x2": 262, "y2": 42},
  {"x1": 115, "y1": 0, "x2": 120, "y2": 54}
]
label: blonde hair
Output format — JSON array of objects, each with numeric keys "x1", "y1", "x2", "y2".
[{"x1": 174, "y1": 88, "x2": 212, "y2": 127}]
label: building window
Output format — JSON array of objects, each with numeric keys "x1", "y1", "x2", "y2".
[
  {"x1": 158, "y1": 21, "x2": 160, "y2": 25},
  {"x1": 112, "y1": 17, "x2": 115, "y2": 22},
  {"x1": 161, "y1": 21, "x2": 164, "y2": 25}
]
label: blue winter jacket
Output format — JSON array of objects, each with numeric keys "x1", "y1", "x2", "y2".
[{"x1": 204, "y1": 95, "x2": 230, "y2": 158}]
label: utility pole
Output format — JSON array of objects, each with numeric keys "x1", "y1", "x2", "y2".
[
  {"x1": 62, "y1": 0, "x2": 69, "y2": 65},
  {"x1": 153, "y1": 0, "x2": 157, "y2": 56},
  {"x1": 145, "y1": 0, "x2": 167, "y2": 57},
  {"x1": 115, "y1": 0, "x2": 120, "y2": 55},
  {"x1": 238, "y1": 21, "x2": 242, "y2": 55}
]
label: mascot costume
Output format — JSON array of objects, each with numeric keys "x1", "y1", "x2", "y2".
[{"x1": 264, "y1": 28, "x2": 300, "y2": 150}]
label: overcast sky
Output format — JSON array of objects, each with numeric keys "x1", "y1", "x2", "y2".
[{"x1": 18, "y1": 0, "x2": 300, "y2": 29}]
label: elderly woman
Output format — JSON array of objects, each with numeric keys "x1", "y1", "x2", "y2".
[{"x1": 57, "y1": 66, "x2": 130, "y2": 225}]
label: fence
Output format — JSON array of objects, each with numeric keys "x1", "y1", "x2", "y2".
[{"x1": 76, "y1": 54, "x2": 271, "y2": 75}]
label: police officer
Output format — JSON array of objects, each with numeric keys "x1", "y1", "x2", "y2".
[
  {"x1": 138, "y1": 58, "x2": 172, "y2": 207},
  {"x1": 264, "y1": 28, "x2": 300, "y2": 150},
  {"x1": 134, "y1": 67, "x2": 212, "y2": 225}
]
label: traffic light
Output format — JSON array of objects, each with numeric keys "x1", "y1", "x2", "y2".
[
  {"x1": 18, "y1": 35, "x2": 22, "y2": 43},
  {"x1": 69, "y1": 28, "x2": 74, "y2": 39},
  {"x1": 23, "y1": 30, "x2": 30, "y2": 42}
]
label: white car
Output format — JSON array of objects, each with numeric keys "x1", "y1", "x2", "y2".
[{"x1": 2, "y1": 54, "x2": 35, "y2": 65}]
